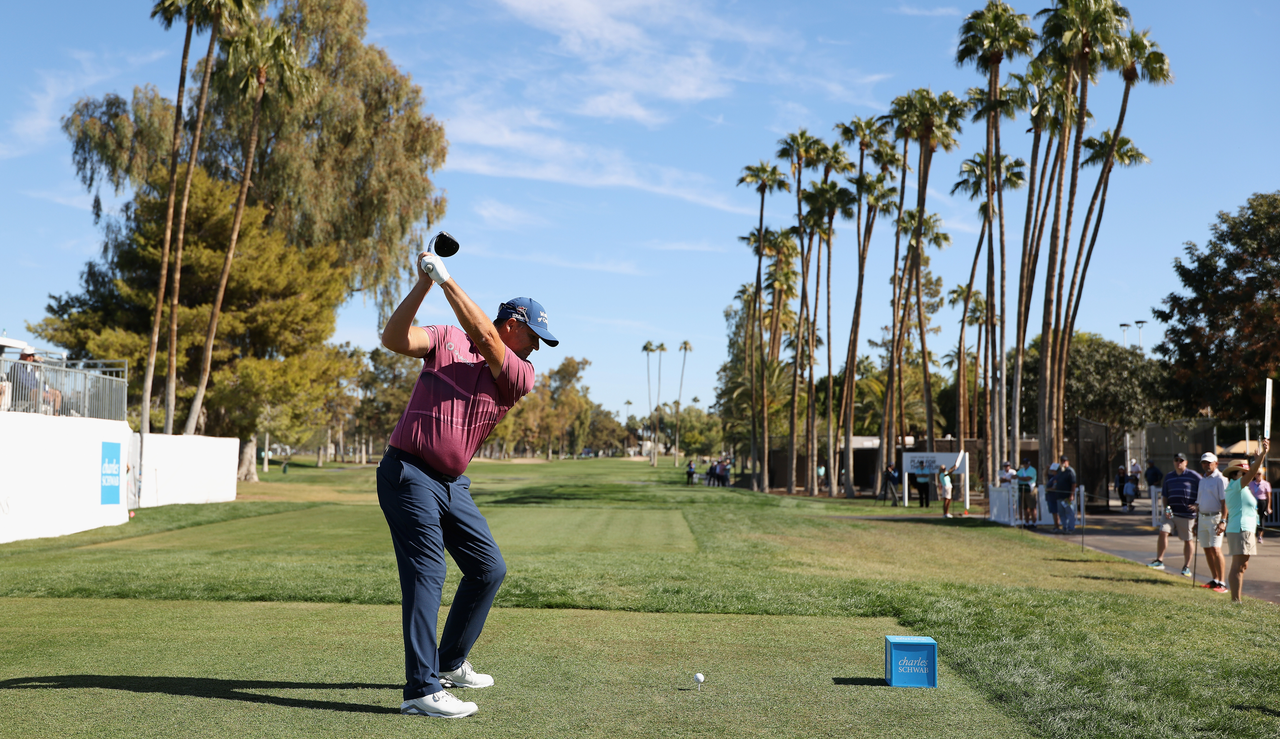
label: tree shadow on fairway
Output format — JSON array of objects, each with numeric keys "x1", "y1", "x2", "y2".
[
  {"x1": 0, "y1": 675, "x2": 401, "y2": 714},
  {"x1": 832, "y1": 677, "x2": 886, "y2": 686}
]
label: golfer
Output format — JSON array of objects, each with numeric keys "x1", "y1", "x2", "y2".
[
  {"x1": 378, "y1": 247, "x2": 558, "y2": 718},
  {"x1": 938, "y1": 462, "x2": 959, "y2": 519}
]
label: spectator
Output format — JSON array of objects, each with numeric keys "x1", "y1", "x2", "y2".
[
  {"x1": 883, "y1": 463, "x2": 901, "y2": 504},
  {"x1": 1051, "y1": 456, "x2": 1077, "y2": 533},
  {"x1": 6, "y1": 348, "x2": 61, "y2": 414},
  {"x1": 686, "y1": 460, "x2": 696, "y2": 486},
  {"x1": 1149, "y1": 452, "x2": 1200, "y2": 576},
  {"x1": 916, "y1": 471, "x2": 931, "y2": 509},
  {"x1": 1124, "y1": 471, "x2": 1140, "y2": 513},
  {"x1": 1017, "y1": 459, "x2": 1038, "y2": 529},
  {"x1": 938, "y1": 462, "x2": 960, "y2": 519},
  {"x1": 1223, "y1": 439, "x2": 1270, "y2": 602},
  {"x1": 1115, "y1": 465, "x2": 1131, "y2": 512},
  {"x1": 1195, "y1": 452, "x2": 1229, "y2": 593},
  {"x1": 1250, "y1": 462, "x2": 1271, "y2": 542},
  {"x1": 998, "y1": 461, "x2": 1015, "y2": 489},
  {"x1": 705, "y1": 461, "x2": 716, "y2": 487},
  {"x1": 1045, "y1": 462, "x2": 1060, "y2": 527},
  {"x1": 1145, "y1": 459, "x2": 1164, "y2": 498}
]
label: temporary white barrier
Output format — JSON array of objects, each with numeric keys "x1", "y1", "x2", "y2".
[
  {"x1": 137, "y1": 433, "x2": 238, "y2": 508},
  {"x1": 988, "y1": 484, "x2": 1086, "y2": 529},
  {"x1": 0, "y1": 412, "x2": 133, "y2": 544}
]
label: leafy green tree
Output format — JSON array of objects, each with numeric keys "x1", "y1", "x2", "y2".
[
  {"x1": 31, "y1": 167, "x2": 356, "y2": 475},
  {"x1": 1153, "y1": 192, "x2": 1280, "y2": 421},
  {"x1": 356, "y1": 347, "x2": 420, "y2": 443},
  {"x1": 186, "y1": 18, "x2": 312, "y2": 434},
  {"x1": 202, "y1": 0, "x2": 448, "y2": 315},
  {"x1": 1019, "y1": 333, "x2": 1174, "y2": 438}
]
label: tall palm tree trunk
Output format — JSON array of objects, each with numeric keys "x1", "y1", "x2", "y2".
[
  {"x1": 910, "y1": 142, "x2": 938, "y2": 453},
  {"x1": 141, "y1": 16, "x2": 193, "y2": 435},
  {"x1": 958, "y1": 219, "x2": 987, "y2": 445},
  {"x1": 873, "y1": 137, "x2": 911, "y2": 498},
  {"x1": 1038, "y1": 73, "x2": 1074, "y2": 469},
  {"x1": 164, "y1": 14, "x2": 222, "y2": 433},
  {"x1": 185, "y1": 78, "x2": 265, "y2": 435},
  {"x1": 825, "y1": 224, "x2": 835, "y2": 496},
  {"x1": 1011, "y1": 124, "x2": 1043, "y2": 468}
]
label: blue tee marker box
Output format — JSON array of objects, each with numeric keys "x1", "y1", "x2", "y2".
[{"x1": 884, "y1": 636, "x2": 938, "y2": 688}]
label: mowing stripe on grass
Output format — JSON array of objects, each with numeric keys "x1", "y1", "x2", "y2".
[{"x1": 0, "y1": 598, "x2": 1028, "y2": 739}]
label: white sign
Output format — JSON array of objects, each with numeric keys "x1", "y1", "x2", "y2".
[
  {"x1": 1265, "y1": 378, "x2": 1273, "y2": 440},
  {"x1": 902, "y1": 451, "x2": 968, "y2": 477}
]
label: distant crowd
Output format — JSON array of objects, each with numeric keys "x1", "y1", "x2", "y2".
[{"x1": 688, "y1": 458, "x2": 732, "y2": 487}]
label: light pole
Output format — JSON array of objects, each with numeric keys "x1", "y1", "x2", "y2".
[
  {"x1": 1134, "y1": 320, "x2": 1147, "y2": 352},
  {"x1": 1120, "y1": 322, "x2": 1131, "y2": 347}
]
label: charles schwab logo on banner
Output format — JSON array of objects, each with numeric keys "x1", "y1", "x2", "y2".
[{"x1": 101, "y1": 442, "x2": 121, "y2": 505}]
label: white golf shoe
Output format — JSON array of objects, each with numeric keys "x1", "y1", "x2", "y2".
[
  {"x1": 401, "y1": 690, "x2": 478, "y2": 718},
  {"x1": 440, "y1": 660, "x2": 495, "y2": 689}
]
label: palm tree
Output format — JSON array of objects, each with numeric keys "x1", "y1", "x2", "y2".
[
  {"x1": 1035, "y1": 0, "x2": 1130, "y2": 460},
  {"x1": 776, "y1": 130, "x2": 822, "y2": 495},
  {"x1": 161, "y1": 0, "x2": 255, "y2": 434},
  {"x1": 1057, "y1": 28, "x2": 1169, "y2": 398},
  {"x1": 904, "y1": 89, "x2": 965, "y2": 454},
  {"x1": 949, "y1": 154, "x2": 1025, "y2": 447},
  {"x1": 956, "y1": 0, "x2": 1036, "y2": 473},
  {"x1": 674, "y1": 341, "x2": 693, "y2": 467},
  {"x1": 184, "y1": 20, "x2": 309, "y2": 434},
  {"x1": 140, "y1": 0, "x2": 199, "y2": 436},
  {"x1": 642, "y1": 342, "x2": 655, "y2": 462},
  {"x1": 655, "y1": 343, "x2": 667, "y2": 464},
  {"x1": 737, "y1": 162, "x2": 789, "y2": 491}
]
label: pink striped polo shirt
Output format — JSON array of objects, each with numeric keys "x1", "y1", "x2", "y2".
[{"x1": 388, "y1": 324, "x2": 535, "y2": 476}]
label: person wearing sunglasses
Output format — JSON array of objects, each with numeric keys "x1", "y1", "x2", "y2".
[
  {"x1": 377, "y1": 239, "x2": 559, "y2": 718},
  {"x1": 1223, "y1": 438, "x2": 1270, "y2": 603}
]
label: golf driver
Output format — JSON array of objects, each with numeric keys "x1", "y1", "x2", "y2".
[{"x1": 418, "y1": 231, "x2": 460, "y2": 274}]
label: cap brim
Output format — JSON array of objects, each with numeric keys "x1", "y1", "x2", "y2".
[{"x1": 530, "y1": 324, "x2": 559, "y2": 347}]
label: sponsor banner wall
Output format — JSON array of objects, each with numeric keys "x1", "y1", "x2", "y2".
[
  {"x1": 137, "y1": 433, "x2": 238, "y2": 508},
  {"x1": 0, "y1": 413, "x2": 133, "y2": 544}
]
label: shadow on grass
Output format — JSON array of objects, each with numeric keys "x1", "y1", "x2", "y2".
[
  {"x1": 1232, "y1": 704, "x2": 1280, "y2": 718},
  {"x1": 832, "y1": 677, "x2": 886, "y2": 686},
  {"x1": 1061, "y1": 574, "x2": 1175, "y2": 586},
  {"x1": 0, "y1": 675, "x2": 400, "y2": 714}
]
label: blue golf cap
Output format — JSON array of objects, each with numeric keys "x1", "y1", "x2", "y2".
[{"x1": 497, "y1": 297, "x2": 558, "y2": 347}]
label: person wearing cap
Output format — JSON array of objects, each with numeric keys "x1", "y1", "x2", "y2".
[
  {"x1": 1224, "y1": 439, "x2": 1270, "y2": 602},
  {"x1": 376, "y1": 245, "x2": 558, "y2": 718},
  {"x1": 1149, "y1": 452, "x2": 1200, "y2": 576},
  {"x1": 6, "y1": 348, "x2": 59, "y2": 414},
  {"x1": 1195, "y1": 452, "x2": 1228, "y2": 593},
  {"x1": 1049, "y1": 456, "x2": 1076, "y2": 533},
  {"x1": 1017, "y1": 459, "x2": 1038, "y2": 528}
]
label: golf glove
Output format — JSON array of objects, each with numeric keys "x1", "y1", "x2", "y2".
[{"x1": 418, "y1": 252, "x2": 451, "y2": 285}]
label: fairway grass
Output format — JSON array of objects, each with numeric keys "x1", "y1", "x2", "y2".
[
  {"x1": 0, "y1": 599, "x2": 1026, "y2": 739},
  {"x1": 4, "y1": 458, "x2": 1280, "y2": 738}
]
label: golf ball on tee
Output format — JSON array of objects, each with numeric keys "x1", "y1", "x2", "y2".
[{"x1": 694, "y1": 673, "x2": 705, "y2": 684}]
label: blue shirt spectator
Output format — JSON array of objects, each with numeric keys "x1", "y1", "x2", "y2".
[{"x1": 1161, "y1": 465, "x2": 1202, "y2": 519}]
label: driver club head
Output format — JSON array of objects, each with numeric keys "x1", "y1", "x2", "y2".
[{"x1": 431, "y1": 231, "x2": 460, "y2": 258}]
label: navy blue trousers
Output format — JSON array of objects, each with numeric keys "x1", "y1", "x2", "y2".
[{"x1": 377, "y1": 447, "x2": 506, "y2": 700}]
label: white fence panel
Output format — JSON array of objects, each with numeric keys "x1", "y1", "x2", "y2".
[
  {"x1": 0, "y1": 413, "x2": 133, "y2": 543},
  {"x1": 137, "y1": 434, "x2": 238, "y2": 508}
]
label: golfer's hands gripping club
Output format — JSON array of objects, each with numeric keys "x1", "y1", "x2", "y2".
[{"x1": 418, "y1": 250, "x2": 451, "y2": 285}]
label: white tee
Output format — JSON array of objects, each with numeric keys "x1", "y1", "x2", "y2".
[{"x1": 1196, "y1": 469, "x2": 1226, "y2": 514}]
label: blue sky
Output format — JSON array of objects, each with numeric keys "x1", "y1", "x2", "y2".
[{"x1": 2, "y1": 1, "x2": 1278, "y2": 424}]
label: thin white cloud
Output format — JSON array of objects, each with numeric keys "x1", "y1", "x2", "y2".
[
  {"x1": 24, "y1": 189, "x2": 93, "y2": 211},
  {"x1": 0, "y1": 49, "x2": 166, "y2": 160},
  {"x1": 577, "y1": 91, "x2": 667, "y2": 125},
  {"x1": 447, "y1": 99, "x2": 751, "y2": 214},
  {"x1": 888, "y1": 5, "x2": 964, "y2": 17},
  {"x1": 469, "y1": 243, "x2": 644, "y2": 275},
  {"x1": 474, "y1": 199, "x2": 550, "y2": 229},
  {"x1": 648, "y1": 241, "x2": 728, "y2": 253}
]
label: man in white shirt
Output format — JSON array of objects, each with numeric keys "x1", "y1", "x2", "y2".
[{"x1": 1194, "y1": 452, "x2": 1229, "y2": 593}]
